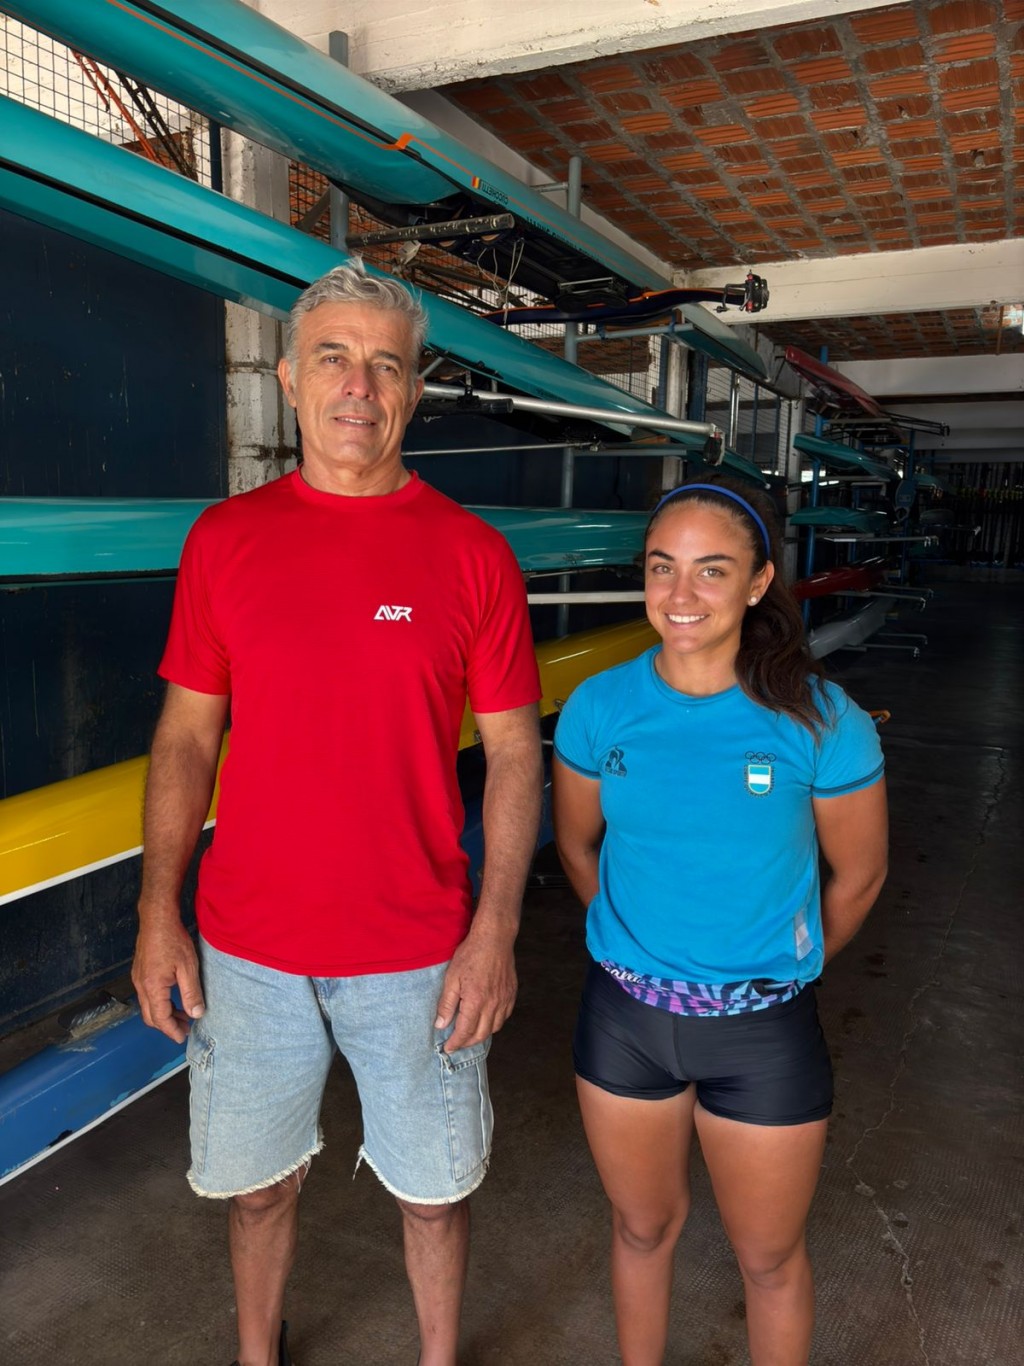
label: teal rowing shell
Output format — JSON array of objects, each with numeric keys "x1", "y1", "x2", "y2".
[
  {"x1": 0, "y1": 499, "x2": 648, "y2": 578},
  {"x1": 0, "y1": 96, "x2": 705, "y2": 446},
  {"x1": 5, "y1": 0, "x2": 668, "y2": 295},
  {"x1": 793, "y1": 434, "x2": 896, "y2": 482},
  {"x1": 789, "y1": 506, "x2": 891, "y2": 533}
]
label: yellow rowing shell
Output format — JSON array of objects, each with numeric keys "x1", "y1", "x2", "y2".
[{"x1": 0, "y1": 620, "x2": 656, "y2": 904}]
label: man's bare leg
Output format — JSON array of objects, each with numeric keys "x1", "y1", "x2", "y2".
[
  {"x1": 229, "y1": 1173, "x2": 302, "y2": 1366},
  {"x1": 397, "y1": 1197, "x2": 470, "y2": 1366}
]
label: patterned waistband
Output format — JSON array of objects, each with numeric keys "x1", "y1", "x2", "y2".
[{"x1": 601, "y1": 960, "x2": 802, "y2": 1017}]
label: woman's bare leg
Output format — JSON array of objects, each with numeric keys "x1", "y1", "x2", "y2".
[
  {"x1": 695, "y1": 1105, "x2": 828, "y2": 1366},
  {"x1": 577, "y1": 1078, "x2": 697, "y2": 1366}
]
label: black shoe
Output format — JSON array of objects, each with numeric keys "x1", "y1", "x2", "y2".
[{"x1": 228, "y1": 1319, "x2": 292, "y2": 1366}]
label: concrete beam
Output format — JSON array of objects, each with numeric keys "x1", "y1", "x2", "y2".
[
  {"x1": 882, "y1": 401, "x2": 1024, "y2": 433},
  {"x1": 835, "y1": 355, "x2": 1024, "y2": 400},
  {"x1": 250, "y1": 0, "x2": 897, "y2": 90},
  {"x1": 927, "y1": 449, "x2": 1022, "y2": 465},
  {"x1": 683, "y1": 241, "x2": 1024, "y2": 323},
  {"x1": 920, "y1": 431, "x2": 1023, "y2": 452}
]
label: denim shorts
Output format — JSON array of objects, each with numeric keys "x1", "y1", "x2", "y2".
[
  {"x1": 185, "y1": 939, "x2": 493, "y2": 1202},
  {"x1": 574, "y1": 961, "x2": 833, "y2": 1126}
]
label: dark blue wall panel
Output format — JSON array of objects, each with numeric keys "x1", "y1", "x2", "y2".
[{"x1": 1, "y1": 209, "x2": 226, "y2": 1030}]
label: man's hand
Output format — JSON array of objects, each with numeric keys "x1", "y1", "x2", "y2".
[
  {"x1": 132, "y1": 915, "x2": 205, "y2": 1044},
  {"x1": 433, "y1": 926, "x2": 517, "y2": 1053}
]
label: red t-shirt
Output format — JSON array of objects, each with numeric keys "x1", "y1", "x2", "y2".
[{"x1": 159, "y1": 470, "x2": 541, "y2": 975}]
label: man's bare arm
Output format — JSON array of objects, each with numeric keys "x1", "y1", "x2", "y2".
[
  {"x1": 434, "y1": 702, "x2": 543, "y2": 1052},
  {"x1": 133, "y1": 682, "x2": 229, "y2": 1043}
]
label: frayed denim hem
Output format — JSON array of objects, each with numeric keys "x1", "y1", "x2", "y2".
[
  {"x1": 354, "y1": 1144, "x2": 488, "y2": 1205},
  {"x1": 188, "y1": 1138, "x2": 323, "y2": 1199}
]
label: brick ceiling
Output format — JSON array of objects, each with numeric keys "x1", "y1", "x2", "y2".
[{"x1": 440, "y1": 0, "x2": 1023, "y2": 362}]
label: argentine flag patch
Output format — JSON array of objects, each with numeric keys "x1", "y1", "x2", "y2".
[{"x1": 745, "y1": 752, "x2": 775, "y2": 796}]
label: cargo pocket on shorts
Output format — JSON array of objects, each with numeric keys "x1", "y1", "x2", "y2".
[
  {"x1": 186, "y1": 1020, "x2": 215, "y2": 1178},
  {"x1": 434, "y1": 1037, "x2": 493, "y2": 1184}
]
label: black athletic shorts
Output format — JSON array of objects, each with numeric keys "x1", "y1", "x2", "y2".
[{"x1": 573, "y1": 961, "x2": 833, "y2": 1126}]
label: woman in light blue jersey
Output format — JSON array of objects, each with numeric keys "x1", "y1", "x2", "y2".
[{"x1": 553, "y1": 477, "x2": 888, "y2": 1366}]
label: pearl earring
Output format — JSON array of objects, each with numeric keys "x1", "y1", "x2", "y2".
[{"x1": 749, "y1": 596, "x2": 759, "y2": 605}]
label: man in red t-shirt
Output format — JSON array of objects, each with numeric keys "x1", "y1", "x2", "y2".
[{"x1": 132, "y1": 261, "x2": 543, "y2": 1366}]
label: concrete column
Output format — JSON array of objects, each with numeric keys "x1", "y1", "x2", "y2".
[{"x1": 220, "y1": 129, "x2": 297, "y2": 494}]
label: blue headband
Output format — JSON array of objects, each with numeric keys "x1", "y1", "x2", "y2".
[{"x1": 652, "y1": 483, "x2": 772, "y2": 558}]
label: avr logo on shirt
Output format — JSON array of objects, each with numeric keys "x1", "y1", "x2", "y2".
[
  {"x1": 744, "y1": 751, "x2": 776, "y2": 796},
  {"x1": 374, "y1": 605, "x2": 412, "y2": 622}
]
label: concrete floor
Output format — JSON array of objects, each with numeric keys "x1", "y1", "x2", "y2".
[{"x1": 1, "y1": 580, "x2": 1021, "y2": 1365}]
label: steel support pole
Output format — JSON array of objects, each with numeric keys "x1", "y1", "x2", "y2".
[
  {"x1": 785, "y1": 398, "x2": 804, "y2": 586},
  {"x1": 328, "y1": 33, "x2": 349, "y2": 251},
  {"x1": 661, "y1": 338, "x2": 687, "y2": 491},
  {"x1": 749, "y1": 383, "x2": 760, "y2": 462},
  {"x1": 902, "y1": 430, "x2": 917, "y2": 580},
  {"x1": 727, "y1": 370, "x2": 741, "y2": 451},
  {"x1": 801, "y1": 348, "x2": 829, "y2": 615},
  {"x1": 559, "y1": 156, "x2": 583, "y2": 637},
  {"x1": 208, "y1": 119, "x2": 223, "y2": 193}
]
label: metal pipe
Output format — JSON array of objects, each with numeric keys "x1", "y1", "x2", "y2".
[
  {"x1": 419, "y1": 383, "x2": 721, "y2": 441},
  {"x1": 207, "y1": 118, "x2": 223, "y2": 193},
  {"x1": 348, "y1": 213, "x2": 514, "y2": 248},
  {"x1": 528, "y1": 591, "x2": 645, "y2": 605},
  {"x1": 328, "y1": 32, "x2": 349, "y2": 251},
  {"x1": 728, "y1": 371, "x2": 741, "y2": 450},
  {"x1": 660, "y1": 340, "x2": 687, "y2": 490},
  {"x1": 749, "y1": 383, "x2": 760, "y2": 462},
  {"x1": 801, "y1": 347, "x2": 828, "y2": 613},
  {"x1": 785, "y1": 399, "x2": 804, "y2": 588},
  {"x1": 408, "y1": 443, "x2": 705, "y2": 458},
  {"x1": 583, "y1": 324, "x2": 682, "y2": 343},
  {"x1": 688, "y1": 353, "x2": 708, "y2": 425},
  {"x1": 560, "y1": 155, "x2": 584, "y2": 637},
  {"x1": 563, "y1": 157, "x2": 582, "y2": 371},
  {"x1": 900, "y1": 429, "x2": 917, "y2": 581},
  {"x1": 655, "y1": 336, "x2": 668, "y2": 413}
]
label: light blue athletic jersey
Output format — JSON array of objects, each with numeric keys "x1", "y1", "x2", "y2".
[{"x1": 554, "y1": 648, "x2": 884, "y2": 985}]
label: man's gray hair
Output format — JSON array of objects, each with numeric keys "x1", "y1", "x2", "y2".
[{"x1": 284, "y1": 257, "x2": 428, "y2": 372}]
